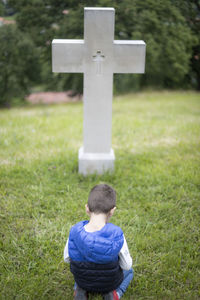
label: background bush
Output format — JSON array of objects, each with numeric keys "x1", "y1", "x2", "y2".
[{"x1": 0, "y1": 24, "x2": 40, "y2": 107}]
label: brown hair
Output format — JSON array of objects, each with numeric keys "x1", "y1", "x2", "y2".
[{"x1": 88, "y1": 184, "x2": 116, "y2": 214}]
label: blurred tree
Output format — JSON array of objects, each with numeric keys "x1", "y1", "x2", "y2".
[
  {"x1": 7, "y1": 0, "x2": 198, "y2": 94},
  {"x1": 173, "y1": 0, "x2": 200, "y2": 89},
  {"x1": 0, "y1": 0, "x2": 5, "y2": 15},
  {"x1": 0, "y1": 25, "x2": 40, "y2": 106},
  {"x1": 113, "y1": 0, "x2": 196, "y2": 89}
]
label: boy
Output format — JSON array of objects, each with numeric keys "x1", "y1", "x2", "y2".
[{"x1": 64, "y1": 184, "x2": 133, "y2": 299}]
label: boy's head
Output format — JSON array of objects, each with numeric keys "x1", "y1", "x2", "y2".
[{"x1": 87, "y1": 184, "x2": 116, "y2": 214}]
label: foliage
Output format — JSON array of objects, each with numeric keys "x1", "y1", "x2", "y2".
[
  {"x1": 0, "y1": 25, "x2": 40, "y2": 106},
  {"x1": 7, "y1": 0, "x2": 198, "y2": 95},
  {"x1": 129, "y1": 1, "x2": 196, "y2": 88},
  {"x1": 0, "y1": 0, "x2": 5, "y2": 15},
  {"x1": 173, "y1": 0, "x2": 200, "y2": 89},
  {"x1": 0, "y1": 92, "x2": 200, "y2": 299}
]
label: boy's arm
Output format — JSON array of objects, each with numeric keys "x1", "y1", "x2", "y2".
[
  {"x1": 64, "y1": 238, "x2": 70, "y2": 263},
  {"x1": 119, "y1": 235, "x2": 132, "y2": 270}
]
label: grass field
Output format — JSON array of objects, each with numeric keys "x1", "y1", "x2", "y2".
[{"x1": 0, "y1": 91, "x2": 200, "y2": 299}]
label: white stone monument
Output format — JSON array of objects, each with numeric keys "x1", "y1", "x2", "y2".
[{"x1": 52, "y1": 7, "x2": 146, "y2": 175}]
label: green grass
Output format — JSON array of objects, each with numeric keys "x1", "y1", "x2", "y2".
[{"x1": 0, "y1": 91, "x2": 200, "y2": 299}]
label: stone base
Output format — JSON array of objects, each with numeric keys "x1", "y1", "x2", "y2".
[{"x1": 78, "y1": 147, "x2": 115, "y2": 175}]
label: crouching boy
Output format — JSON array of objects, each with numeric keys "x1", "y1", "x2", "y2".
[{"x1": 64, "y1": 184, "x2": 134, "y2": 299}]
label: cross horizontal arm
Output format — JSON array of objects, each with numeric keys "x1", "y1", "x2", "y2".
[
  {"x1": 52, "y1": 39, "x2": 85, "y2": 73},
  {"x1": 113, "y1": 40, "x2": 146, "y2": 74}
]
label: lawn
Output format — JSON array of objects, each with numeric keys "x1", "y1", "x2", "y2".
[{"x1": 0, "y1": 91, "x2": 199, "y2": 300}]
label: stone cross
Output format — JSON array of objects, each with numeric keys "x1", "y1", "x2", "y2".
[{"x1": 52, "y1": 7, "x2": 146, "y2": 175}]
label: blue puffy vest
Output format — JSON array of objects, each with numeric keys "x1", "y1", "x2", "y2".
[{"x1": 68, "y1": 220, "x2": 124, "y2": 293}]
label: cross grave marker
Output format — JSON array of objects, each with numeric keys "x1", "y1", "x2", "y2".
[{"x1": 52, "y1": 7, "x2": 146, "y2": 175}]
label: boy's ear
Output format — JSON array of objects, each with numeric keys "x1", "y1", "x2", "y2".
[
  {"x1": 85, "y1": 204, "x2": 90, "y2": 216},
  {"x1": 109, "y1": 206, "x2": 116, "y2": 217}
]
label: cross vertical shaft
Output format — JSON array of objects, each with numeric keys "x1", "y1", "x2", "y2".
[{"x1": 83, "y1": 8, "x2": 115, "y2": 153}]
